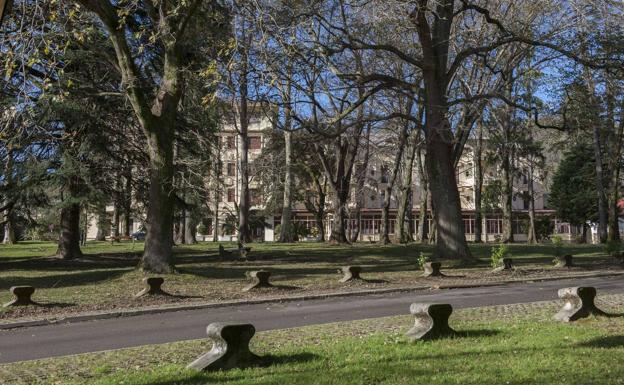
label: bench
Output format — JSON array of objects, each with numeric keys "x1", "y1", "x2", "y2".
[
  {"x1": 243, "y1": 270, "x2": 272, "y2": 291},
  {"x1": 406, "y1": 303, "x2": 457, "y2": 341},
  {"x1": 554, "y1": 254, "x2": 574, "y2": 268},
  {"x1": 339, "y1": 266, "x2": 363, "y2": 282},
  {"x1": 554, "y1": 286, "x2": 607, "y2": 322},
  {"x1": 423, "y1": 262, "x2": 445, "y2": 277},
  {"x1": 492, "y1": 257, "x2": 514, "y2": 272},
  {"x1": 3, "y1": 286, "x2": 37, "y2": 307},
  {"x1": 219, "y1": 244, "x2": 252, "y2": 260},
  {"x1": 187, "y1": 322, "x2": 263, "y2": 371},
  {"x1": 135, "y1": 277, "x2": 171, "y2": 298}
]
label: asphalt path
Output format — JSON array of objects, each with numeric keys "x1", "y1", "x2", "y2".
[{"x1": 1, "y1": 275, "x2": 623, "y2": 364}]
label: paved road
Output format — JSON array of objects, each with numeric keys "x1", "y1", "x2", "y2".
[{"x1": 1, "y1": 275, "x2": 623, "y2": 364}]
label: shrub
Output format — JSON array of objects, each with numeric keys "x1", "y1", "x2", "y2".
[
  {"x1": 551, "y1": 235, "x2": 563, "y2": 257},
  {"x1": 490, "y1": 244, "x2": 511, "y2": 268},
  {"x1": 604, "y1": 240, "x2": 622, "y2": 257},
  {"x1": 417, "y1": 252, "x2": 429, "y2": 269},
  {"x1": 196, "y1": 223, "x2": 207, "y2": 235}
]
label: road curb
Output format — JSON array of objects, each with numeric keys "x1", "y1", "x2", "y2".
[{"x1": 1, "y1": 270, "x2": 623, "y2": 330}]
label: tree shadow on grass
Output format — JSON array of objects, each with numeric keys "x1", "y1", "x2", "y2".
[
  {"x1": 577, "y1": 336, "x2": 624, "y2": 349},
  {"x1": 0, "y1": 268, "x2": 129, "y2": 290},
  {"x1": 455, "y1": 329, "x2": 502, "y2": 338}
]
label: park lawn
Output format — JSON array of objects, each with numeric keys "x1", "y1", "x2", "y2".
[
  {"x1": 0, "y1": 241, "x2": 617, "y2": 321},
  {"x1": 2, "y1": 300, "x2": 624, "y2": 385}
]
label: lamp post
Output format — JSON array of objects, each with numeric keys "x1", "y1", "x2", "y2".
[{"x1": 0, "y1": 0, "x2": 12, "y2": 27}]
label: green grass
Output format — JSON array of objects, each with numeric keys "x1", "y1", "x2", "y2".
[
  {"x1": 3, "y1": 299, "x2": 624, "y2": 385},
  {"x1": 90, "y1": 321, "x2": 624, "y2": 385},
  {"x1": 0, "y1": 241, "x2": 616, "y2": 320}
]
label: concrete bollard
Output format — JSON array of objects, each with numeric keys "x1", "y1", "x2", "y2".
[
  {"x1": 187, "y1": 322, "x2": 263, "y2": 371},
  {"x1": 423, "y1": 262, "x2": 444, "y2": 277},
  {"x1": 135, "y1": 277, "x2": 171, "y2": 298},
  {"x1": 492, "y1": 258, "x2": 514, "y2": 273},
  {"x1": 554, "y1": 286, "x2": 607, "y2": 322},
  {"x1": 406, "y1": 303, "x2": 456, "y2": 341},
  {"x1": 3, "y1": 286, "x2": 37, "y2": 307},
  {"x1": 339, "y1": 266, "x2": 362, "y2": 283},
  {"x1": 554, "y1": 254, "x2": 574, "y2": 268},
  {"x1": 243, "y1": 270, "x2": 273, "y2": 291}
]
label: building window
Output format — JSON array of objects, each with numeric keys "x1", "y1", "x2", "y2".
[
  {"x1": 249, "y1": 136, "x2": 262, "y2": 150},
  {"x1": 227, "y1": 188, "x2": 236, "y2": 203},
  {"x1": 226, "y1": 136, "x2": 236, "y2": 149},
  {"x1": 463, "y1": 215, "x2": 475, "y2": 234},
  {"x1": 226, "y1": 163, "x2": 236, "y2": 177},
  {"x1": 486, "y1": 218, "x2": 502, "y2": 234}
]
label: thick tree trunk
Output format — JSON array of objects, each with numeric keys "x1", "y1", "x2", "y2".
[
  {"x1": 474, "y1": 127, "x2": 484, "y2": 243},
  {"x1": 425, "y1": 125, "x2": 471, "y2": 259},
  {"x1": 330, "y1": 188, "x2": 349, "y2": 244},
  {"x1": 527, "y1": 160, "x2": 537, "y2": 244},
  {"x1": 57, "y1": 189, "x2": 83, "y2": 260},
  {"x1": 279, "y1": 130, "x2": 294, "y2": 243},
  {"x1": 415, "y1": 0, "x2": 471, "y2": 260},
  {"x1": 141, "y1": 133, "x2": 175, "y2": 273}
]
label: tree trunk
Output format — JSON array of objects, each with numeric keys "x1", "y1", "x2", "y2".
[
  {"x1": 2, "y1": 150, "x2": 16, "y2": 244},
  {"x1": 95, "y1": 201, "x2": 108, "y2": 241},
  {"x1": 330, "y1": 188, "x2": 349, "y2": 244},
  {"x1": 56, "y1": 185, "x2": 83, "y2": 260},
  {"x1": 527, "y1": 159, "x2": 537, "y2": 244},
  {"x1": 140, "y1": 133, "x2": 175, "y2": 273},
  {"x1": 474, "y1": 126, "x2": 484, "y2": 243},
  {"x1": 238, "y1": 116, "x2": 251, "y2": 244},
  {"x1": 425, "y1": 128, "x2": 470, "y2": 258},
  {"x1": 415, "y1": 0, "x2": 471, "y2": 260},
  {"x1": 184, "y1": 209, "x2": 197, "y2": 244},
  {"x1": 580, "y1": 223, "x2": 588, "y2": 244},
  {"x1": 592, "y1": 123, "x2": 609, "y2": 243},
  {"x1": 112, "y1": 200, "x2": 120, "y2": 241},
  {"x1": 122, "y1": 168, "x2": 132, "y2": 237},
  {"x1": 381, "y1": 126, "x2": 409, "y2": 244},
  {"x1": 396, "y1": 137, "x2": 417, "y2": 243},
  {"x1": 174, "y1": 212, "x2": 185, "y2": 245},
  {"x1": 501, "y1": 152, "x2": 514, "y2": 243},
  {"x1": 415, "y1": 146, "x2": 428, "y2": 243},
  {"x1": 278, "y1": 130, "x2": 294, "y2": 242}
]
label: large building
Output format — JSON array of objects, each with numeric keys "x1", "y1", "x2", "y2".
[
  {"x1": 206, "y1": 112, "x2": 587, "y2": 243},
  {"x1": 86, "y1": 112, "x2": 600, "y2": 243}
]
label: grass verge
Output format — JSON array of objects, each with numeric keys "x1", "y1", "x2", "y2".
[{"x1": 1, "y1": 297, "x2": 623, "y2": 385}]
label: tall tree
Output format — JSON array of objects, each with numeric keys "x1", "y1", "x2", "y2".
[{"x1": 74, "y1": 1, "x2": 228, "y2": 272}]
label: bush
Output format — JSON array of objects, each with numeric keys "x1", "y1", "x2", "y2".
[
  {"x1": 490, "y1": 244, "x2": 511, "y2": 268},
  {"x1": 604, "y1": 240, "x2": 622, "y2": 257},
  {"x1": 196, "y1": 223, "x2": 207, "y2": 235},
  {"x1": 417, "y1": 252, "x2": 429, "y2": 269},
  {"x1": 551, "y1": 235, "x2": 563, "y2": 257}
]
